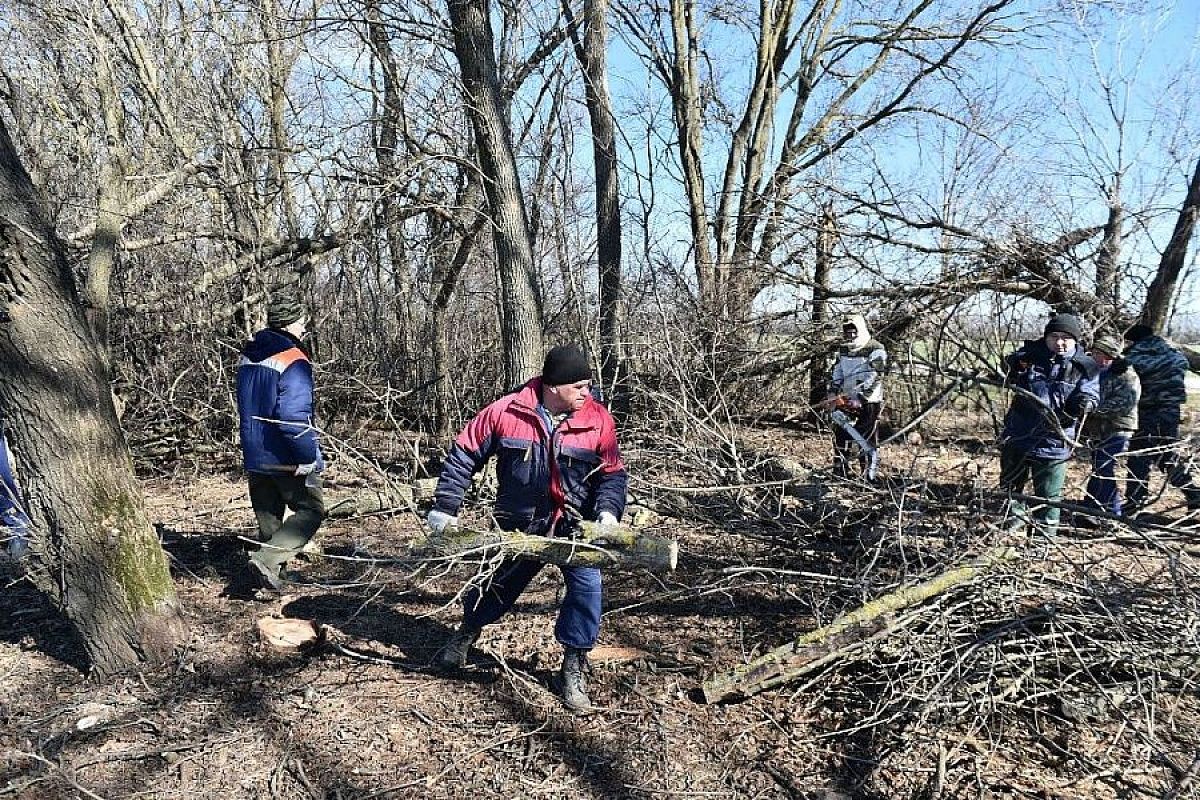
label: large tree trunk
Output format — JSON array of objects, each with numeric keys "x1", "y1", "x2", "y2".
[
  {"x1": 0, "y1": 117, "x2": 182, "y2": 676},
  {"x1": 1095, "y1": 185, "x2": 1122, "y2": 311},
  {"x1": 807, "y1": 206, "x2": 834, "y2": 411},
  {"x1": 667, "y1": 0, "x2": 715, "y2": 314},
  {"x1": 446, "y1": 0, "x2": 544, "y2": 387},
  {"x1": 568, "y1": 0, "x2": 627, "y2": 413},
  {"x1": 1142, "y1": 157, "x2": 1200, "y2": 332},
  {"x1": 366, "y1": 0, "x2": 415, "y2": 374}
]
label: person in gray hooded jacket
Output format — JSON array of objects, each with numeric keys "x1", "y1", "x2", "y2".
[{"x1": 824, "y1": 314, "x2": 886, "y2": 478}]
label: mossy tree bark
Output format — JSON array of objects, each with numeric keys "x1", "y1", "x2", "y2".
[{"x1": 0, "y1": 117, "x2": 183, "y2": 676}]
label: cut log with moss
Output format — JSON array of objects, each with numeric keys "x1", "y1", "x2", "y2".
[
  {"x1": 325, "y1": 485, "x2": 415, "y2": 518},
  {"x1": 422, "y1": 521, "x2": 677, "y2": 573},
  {"x1": 700, "y1": 546, "x2": 1017, "y2": 703}
]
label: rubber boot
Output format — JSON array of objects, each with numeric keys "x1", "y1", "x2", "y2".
[
  {"x1": 559, "y1": 647, "x2": 592, "y2": 712},
  {"x1": 436, "y1": 624, "x2": 481, "y2": 670}
]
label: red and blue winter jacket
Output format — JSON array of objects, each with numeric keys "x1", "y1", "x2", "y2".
[
  {"x1": 236, "y1": 328, "x2": 323, "y2": 475},
  {"x1": 433, "y1": 378, "x2": 627, "y2": 534}
]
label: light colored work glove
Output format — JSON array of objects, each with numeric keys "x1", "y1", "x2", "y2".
[
  {"x1": 294, "y1": 461, "x2": 318, "y2": 476},
  {"x1": 426, "y1": 509, "x2": 458, "y2": 533},
  {"x1": 595, "y1": 511, "x2": 619, "y2": 528}
]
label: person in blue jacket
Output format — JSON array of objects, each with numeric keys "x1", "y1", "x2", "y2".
[
  {"x1": 999, "y1": 313, "x2": 1100, "y2": 536},
  {"x1": 0, "y1": 429, "x2": 30, "y2": 559},
  {"x1": 236, "y1": 291, "x2": 325, "y2": 591}
]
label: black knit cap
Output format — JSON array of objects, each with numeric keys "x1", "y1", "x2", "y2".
[
  {"x1": 542, "y1": 344, "x2": 591, "y2": 386},
  {"x1": 1043, "y1": 313, "x2": 1083, "y2": 341},
  {"x1": 267, "y1": 291, "x2": 305, "y2": 328},
  {"x1": 1124, "y1": 323, "x2": 1154, "y2": 342}
]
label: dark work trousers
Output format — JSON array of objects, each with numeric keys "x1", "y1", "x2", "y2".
[
  {"x1": 999, "y1": 444, "x2": 1068, "y2": 535},
  {"x1": 833, "y1": 401, "x2": 881, "y2": 477},
  {"x1": 1085, "y1": 434, "x2": 1130, "y2": 516},
  {"x1": 1126, "y1": 406, "x2": 1199, "y2": 510},
  {"x1": 247, "y1": 472, "x2": 325, "y2": 573},
  {"x1": 461, "y1": 556, "x2": 602, "y2": 651}
]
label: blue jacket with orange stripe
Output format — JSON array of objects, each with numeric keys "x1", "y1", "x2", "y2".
[
  {"x1": 433, "y1": 378, "x2": 627, "y2": 534},
  {"x1": 236, "y1": 328, "x2": 323, "y2": 474}
]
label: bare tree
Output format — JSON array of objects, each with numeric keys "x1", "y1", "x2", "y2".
[
  {"x1": 446, "y1": 0, "x2": 545, "y2": 386},
  {"x1": 0, "y1": 115, "x2": 182, "y2": 676},
  {"x1": 564, "y1": 0, "x2": 626, "y2": 408},
  {"x1": 1142, "y1": 157, "x2": 1200, "y2": 331}
]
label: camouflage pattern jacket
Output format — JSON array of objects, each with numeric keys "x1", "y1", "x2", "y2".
[
  {"x1": 1125, "y1": 335, "x2": 1189, "y2": 410},
  {"x1": 1084, "y1": 358, "x2": 1140, "y2": 441}
]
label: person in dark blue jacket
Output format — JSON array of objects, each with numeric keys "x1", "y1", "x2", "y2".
[
  {"x1": 236, "y1": 291, "x2": 325, "y2": 591},
  {"x1": 0, "y1": 429, "x2": 30, "y2": 559},
  {"x1": 427, "y1": 344, "x2": 627, "y2": 712},
  {"x1": 999, "y1": 313, "x2": 1099, "y2": 535},
  {"x1": 1122, "y1": 324, "x2": 1200, "y2": 515}
]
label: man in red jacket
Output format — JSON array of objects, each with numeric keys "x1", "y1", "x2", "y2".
[{"x1": 427, "y1": 345, "x2": 628, "y2": 712}]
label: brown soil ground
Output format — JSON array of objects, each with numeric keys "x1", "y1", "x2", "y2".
[{"x1": 1, "y1": 426, "x2": 1198, "y2": 799}]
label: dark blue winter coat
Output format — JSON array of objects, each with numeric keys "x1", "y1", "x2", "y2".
[
  {"x1": 1001, "y1": 338, "x2": 1100, "y2": 461},
  {"x1": 236, "y1": 329, "x2": 323, "y2": 474},
  {"x1": 433, "y1": 378, "x2": 627, "y2": 534}
]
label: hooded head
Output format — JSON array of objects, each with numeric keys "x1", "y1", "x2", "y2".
[{"x1": 841, "y1": 314, "x2": 871, "y2": 349}]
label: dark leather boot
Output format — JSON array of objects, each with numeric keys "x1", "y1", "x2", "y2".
[
  {"x1": 436, "y1": 624, "x2": 481, "y2": 669},
  {"x1": 559, "y1": 647, "x2": 592, "y2": 712}
]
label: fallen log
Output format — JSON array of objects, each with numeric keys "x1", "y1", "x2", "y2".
[
  {"x1": 324, "y1": 486, "x2": 415, "y2": 518},
  {"x1": 422, "y1": 521, "x2": 677, "y2": 573},
  {"x1": 700, "y1": 546, "x2": 1017, "y2": 703}
]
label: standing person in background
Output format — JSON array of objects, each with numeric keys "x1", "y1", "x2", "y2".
[
  {"x1": 426, "y1": 344, "x2": 627, "y2": 712},
  {"x1": 999, "y1": 313, "x2": 1099, "y2": 536},
  {"x1": 824, "y1": 314, "x2": 887, "y2": 478},
  {"x1": 1122, "y1": 324, "x2": 1200, "y2": 515},
  {"x1": 235, "y1": 291, "x2": 325, "y2": 592},
  {"x1": 1081, "y1": 336, "x2": 1140, "y2": 518}
]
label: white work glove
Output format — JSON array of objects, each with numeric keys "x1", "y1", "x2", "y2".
[
  {"x1": 294, "y1": 461, "x2": 318, "y2": 476},
  {"x1": 426, "y1": 509, "x2": 458, "y2": 533},
  {"x1": 595, "y1": 511, "x2": 619, "y2": 528}
]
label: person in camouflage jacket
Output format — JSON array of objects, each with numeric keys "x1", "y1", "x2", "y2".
[
  {"x1": 1081, "y1": 336, "x2": 1140, "y2": 516},
  {"x1": 1122, "y1": 324, "x2": 1200, "y2": 513}
]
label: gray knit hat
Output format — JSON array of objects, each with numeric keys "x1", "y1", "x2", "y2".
[{"x1": 267, "y1": 292, "x2": 305, "y2": 328}]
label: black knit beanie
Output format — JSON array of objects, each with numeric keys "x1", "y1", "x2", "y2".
[
  {"x1": 1123, "y1": 323, "x2": 1154, "y2": 342},
  {"x1": 1043, "y1": 313, "x2": 1083, "y2": 341},
  {"x1": 542, "y1": 345, "x2": 591, "y2": 386},
  {"x1": 267, "y1": 292, "x2": 305, "y2": 328}
]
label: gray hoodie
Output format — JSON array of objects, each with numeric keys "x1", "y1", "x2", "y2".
[{"x1": 831, "y1": 314, "x2": 887, "y2": 403}]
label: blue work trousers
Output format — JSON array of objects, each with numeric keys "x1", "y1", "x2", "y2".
[
  {"x1": 1085, "y1": 434, "x2": 1130, "y2": 516},
  {"x1": 462, "y1": 558, "x2": 602, "y2": 650}
]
